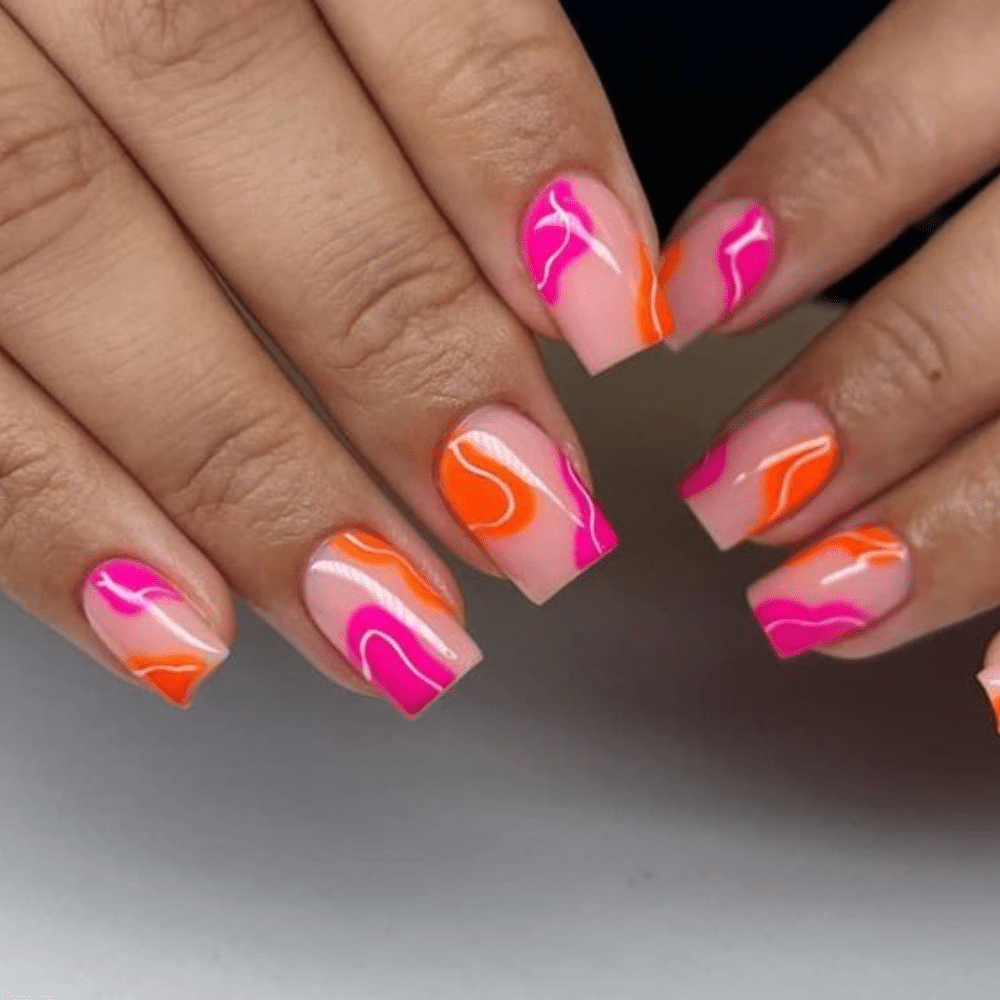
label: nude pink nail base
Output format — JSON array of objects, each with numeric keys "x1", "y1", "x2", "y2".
[
  {"x1": 304, "y1": 529, "x2": 482, "y2": 717},
  {"x1": 679, "y1": 401, "x2": 840, "y2": 550},
  {"x1": 82, "y1": 558, "x2": 229, "y2": 708},
  {"x1": 662, "y1": 199, "x2": 777, "y2": 350},
  {"x1": 523, "y1": 174, "x2": 671, "y2": 374},
  {"x1": 748, "y1": 526, "x2": 912, "y2": 660},
  {"x1": 439, "y1": 406, "x2": 618, "y2": 604}
]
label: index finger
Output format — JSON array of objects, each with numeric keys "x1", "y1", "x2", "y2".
[{"x1": 321, "y1": 0, "x2": 663, "y2": 375}]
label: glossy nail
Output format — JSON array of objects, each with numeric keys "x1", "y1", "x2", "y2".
[
  {"x1": 523, "y1": 174, "x2": 670, "y2": 374},
  {"x1": 439, "y1": 405, "x2": 618, "y2": 604},
  {"x1": 305, "y1": 529, "x2": 482, "y2": 717},
  {"x1": 748, "y1": 526, "x2": 911, "y2": 659},
  {"x1": 83, "y1": 558, "x2": 229, "y2": 708},
  {"x1": 976, "y1": 661, "x2": 1000, "y2": 734},
  {"x1": 661, "y1": 199, "x2": 777, "y2": 350},
  {"x1": 679, "y1": 401, "x2": 839, "y2": 550}
]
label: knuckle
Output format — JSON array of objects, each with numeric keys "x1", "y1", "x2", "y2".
[
  {"x1": 849, "y1": 293, "x2": 953, "y2": 410},
  {"x1": 778, "y1": 79, "x2": 932, "y2": 208},
  {"x1": 419, "y1": 28, "x2": 586, "y2": 187},
  {"x1": 95, "y1": 0, "x2": 303, "y2": 84},
  {"x1": 0, "y1": 90, "x2": 113, "y2": 274},
  {"x1": 327, "y1": 229, "x2": 481, "y2": 401},
  {"x1": 161, "y1": 405, "x2": 314, "y2": 537},
  {"x1": 0, "y1": 431, "x2": 80, "y2": 563}
]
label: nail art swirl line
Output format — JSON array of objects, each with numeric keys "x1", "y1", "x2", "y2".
[
  {"x1": 92, "y1": 567, "x2": 180, "y2": 616},
  {"x1": 449, "y1": 431, "x2": 577, "y2": 527},
  {"x1": 749, "y1": 433, "x2": 837, "y2": 531},
  {"x1": 357, "y1": 629, "x2": 446, "y2": 693},
  {"x1": 754, "y1": 597, "x2": 872, "y2": 658},
  {"x1": 526, "y1": 181, "x2": 622, "y2": 304},
  {"x1": 559, "y1": 452, "x2": 616, "y2": 568},
  {"x1": 336, "y1": 530, "x2": 451, "y2": 613},
  {"x1": 311, "y1": 558, "x2": 458, "y2": 660},
  {"x1": 718, "y1": 205, "x2": 773, "y2": 315},
  {"x1": 346, "y1": 605, "x2": 458, "y2": 715}
]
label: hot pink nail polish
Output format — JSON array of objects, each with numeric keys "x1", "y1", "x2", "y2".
[
  {"x1": 679, "y1": 401, "x2": 839, "y2": 550},
  {"x1": 748, "y1": 526, "x2": 911, "y2": 659},
  {"x1": 522, "y1": 174, "x2": 670, "y2": 374},
  {"x1": 304, "y1": 529, "x2": 482, "y2": 717},
  {"x1": 662, "y1": 199, "x2": 777, "y2": 350},
  {"x1": 83, "y1": 558, "x2": 229, "y2": 708},
  {"x1": 439, "y1": 406, "x2": 618, "y2": 604},
  {"x1": 976, "y1": 662, "x2": 1000, "y2": 734}
]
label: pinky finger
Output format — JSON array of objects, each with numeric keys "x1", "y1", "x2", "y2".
[{"x1": 0, "y1": 354, "x2": 234, "y2": 708}]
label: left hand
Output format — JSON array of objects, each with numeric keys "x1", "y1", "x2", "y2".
[{"x1": 660, "y1": 0, "x2": 1000, "y2": 728}]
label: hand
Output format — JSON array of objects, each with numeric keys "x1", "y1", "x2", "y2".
[
  {"x1": 0, "y1": 0, "x2": 660, "y2": 715},
  {"x1": 662, "y1": 0, "x2": 1000, "y2": 729}
]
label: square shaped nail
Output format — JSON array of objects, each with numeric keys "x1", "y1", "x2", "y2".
[
  {"x1": 438, "y1": 405, "x2": 618, "y2": 604},
  {"x1": 523, "y1": 174, "x2": 670, "y2": 374},
  {"x1": 662, "y1": 199, "x2": 777, "y2": 351},
  {"x1": 679, "y1": 401, "x2": 839, "y2": 550},
  {"x1": 304, "y1": 529, "x2": 482, "y2": 717},
  {"x1": 83, "y1": 558, "x2": 229, "y2": 708},
  {"x1": 748, "y1": 526, "x2": 912, "y2": 659}
]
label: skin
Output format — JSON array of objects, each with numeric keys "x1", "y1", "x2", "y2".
[
  {"x1": 674, "y1": 0, "x2": 1000, "y2": 667},
  {"x1": 0, "y1": 0, "x2": 651, "y2": 701}
]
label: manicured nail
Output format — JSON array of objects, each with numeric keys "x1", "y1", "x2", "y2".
[
  {"x1": 439, "y1": 405, "x2": 618, "y2": 604},
  {"x1": 748, "y1": 526, "x2": 911, "y2": 659},
  {"x1": 523, "y1": 174, "x2": 670, "y2": 374},
  {"x1": 661, "y1": 199, "x2": 777, "y2": 350},
  {"x1": 976, "y1": 661, "x2": 1000, "y2": 734},
  {"x1": 83, "y1": 559, "x2": 229, "y2": 708},
  {"x1": 679, "y1": 401, "x2": 839, "y2": 550},
  {"x1": 304, "y1": 529, "x2": 482, "y2": 717}
]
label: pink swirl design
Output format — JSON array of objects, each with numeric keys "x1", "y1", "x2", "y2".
[
  {"x1": 346, "y1": 605, "x2": 457, "y2": 716},
  {"x1": 558, "y1": 452, "x2": 618, "y2": 569},
  {"x1": 678, "y1": 438, "x2": 729, "y2": 500},
  {"x1": 717, "y1": 205, "x2": 774, "y2": 316},
  {"x1": 89, "y1": 560, "x2": 182, "y2": 617},
  {"x1": 753, "y1": 597, "x2": 872, "y2": 659},
  {"x1": 525, "y1": 181, "x2": 598, "y2": 305}
]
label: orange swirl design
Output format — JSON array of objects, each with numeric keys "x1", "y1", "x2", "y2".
[
  {"x1": 127, "y1": 653, "x2": 209, "y2": 708},
  {"x1": 750, "y1": 431, "x2": 839, "y2": 535},
  {"x1": 637, "y1": 241, "x2": 676, "y2": 345},
  {"x1": 787, "y1": 526, "x2": 906, "y2": 570},
  {"x1": 439, "y1": 439, "x2": 537, "y2": 541},
  {"x1": 333, "y1": 529, "x2": 452, "y2": 615}
]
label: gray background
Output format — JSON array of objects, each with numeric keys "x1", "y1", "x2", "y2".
[{"x1": 1, "y1": 303, "x2": 998, "y2": 999}]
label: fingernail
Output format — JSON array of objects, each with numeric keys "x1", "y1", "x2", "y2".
[
  {"x1": 679, "y1": 401, "x2": 839, "y2": 550},
  {"x1": 662, "y1": 199, "x2": 777, "y2": 350},
  {"x1": 83, "y1": 558, "x2": 229, "y2": 708},
  {"x1": 439, "y1": 405, "x2": 618, "y2": 604},
  {"x1": 304, "y1": 529, "x2": 482, "y2": 717},
  {"x1": 522, "y1": 174, "x2": 670, "y2": 374},
  {"x1": 748, "y1": 526, "x2": 911, "y2": 659},
  {"x1": 976, "y1": 662, "x2": 1000, "y2": 734}
]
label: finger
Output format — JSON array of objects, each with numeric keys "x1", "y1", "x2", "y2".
[
  {"x1": 742, "y1": 416, "x2": 1000, "y2": 672},
  {"x1": 18, "y1": 0, "x2": 620, "y2": 601},
  {"x1": 678, "y1": 172, "x2": 1000, "y2": 552},
  {"x1": 0, "y1": 10, "x2": 481, "y2": 715},
  {"x1": 662, "y1": 0, "x2": 1000, "y2": 348},
  {"x1": 318, "y1": 0, "x2": 662, "y2": 374},
  {"x1": 976, "y1": 634, "x2": 1000, "y2": 734},
  {"x1": 0, "y1": 346, "x2": 233, "y2": 708}
]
